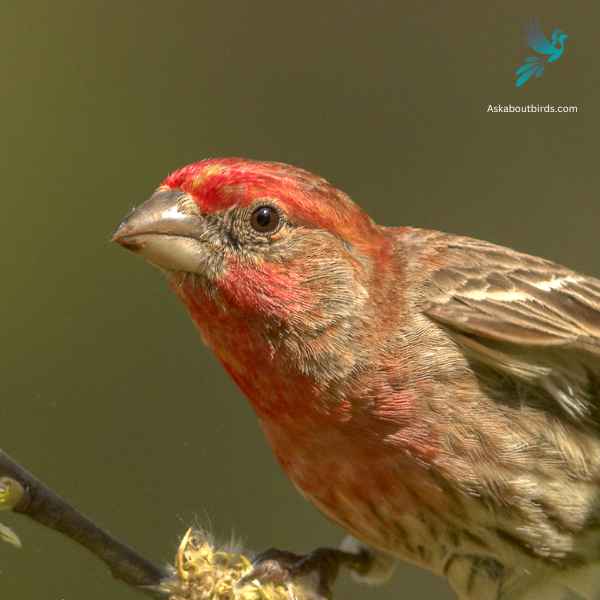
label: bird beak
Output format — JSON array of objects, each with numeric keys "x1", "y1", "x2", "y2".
[{"x1": 112, "y1": 188, "x2": 208, "y2": 273}]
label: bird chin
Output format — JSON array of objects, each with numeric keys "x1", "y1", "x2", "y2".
[{"x1": 118, "y1": 232, "x2": 207, "y2": 274}]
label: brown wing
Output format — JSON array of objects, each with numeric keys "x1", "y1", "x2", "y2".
[{"x1": 423, "y1": 237, "x2": 600, "y2": 423}]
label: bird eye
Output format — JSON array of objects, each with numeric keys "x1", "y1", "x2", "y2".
[{"x1": 250, "y1": 205, "x2": 280, "y2": 234}]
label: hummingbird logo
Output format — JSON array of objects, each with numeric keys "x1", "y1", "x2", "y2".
[{"x1": 515, "y1": 19, "x2": 568, "y2": 88}]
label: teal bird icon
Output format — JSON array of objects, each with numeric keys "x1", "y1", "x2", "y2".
[{"x1": 515, "y1": 19, "x2": 568, "y2": 88}]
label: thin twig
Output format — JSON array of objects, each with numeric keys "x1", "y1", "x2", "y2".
[{"x1": 0, "y1": 449, "x2": 168, "y2": 596}]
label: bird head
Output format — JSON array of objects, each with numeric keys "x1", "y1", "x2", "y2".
[
  {"x1": 551, "y1": 28, "x2": 568, "y2": 45},
  {"x1": 113, "y1": 159, "x2": 387, "y2": 342}
]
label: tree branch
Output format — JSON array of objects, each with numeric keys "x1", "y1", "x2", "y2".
[
  {"x1": 0, "y1": 449, "x2": 168, "y2": 596},
  {"x1": 0, "y1": 449, "x2": 365, "y2": 599}
]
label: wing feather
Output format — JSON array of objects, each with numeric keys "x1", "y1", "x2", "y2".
[
  {"x1": 526, "y1": 19, "x2": 556, "y2": 56},
  {"x1": 423, "y1": 238, "x2": 600, "y2": 423},
  {"x1": 425, "y1": 241, "x2": 600, "y2": 352}
]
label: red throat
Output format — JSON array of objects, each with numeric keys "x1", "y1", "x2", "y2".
[
  {"x1": 169, "y1": 267, "x2": 447, "y2": 557},
  {"x1": 170, "y1": 274, "x2": 315, "y2": 421}
]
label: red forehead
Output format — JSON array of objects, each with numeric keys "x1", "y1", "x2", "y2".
[
  {"x1": 160, "y1": 158, "x2": 379, "y2": 244},
  {"x1": 162, "y1": 158, "x2": 296, "y2": 212}
]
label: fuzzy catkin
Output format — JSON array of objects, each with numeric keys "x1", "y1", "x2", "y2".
[{"x1": 160, "y1": 529, "x2": 316, "y2": 600}]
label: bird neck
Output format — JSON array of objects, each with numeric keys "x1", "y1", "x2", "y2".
[{"x1": 169, "y1": 231, "x2": 400, "y2": 422}]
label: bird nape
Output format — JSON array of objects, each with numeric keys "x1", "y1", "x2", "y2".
[{"x1": 114, "y1": 158, "x2": 600, "y2": 600}]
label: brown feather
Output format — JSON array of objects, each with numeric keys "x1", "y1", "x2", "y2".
[{"x1": 422, "y1": 235, "x2": 600, "y2": 424}]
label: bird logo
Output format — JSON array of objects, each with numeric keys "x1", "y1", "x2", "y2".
[{"x1": 515, "y1": 19, "x2": 568, "y2": 88}]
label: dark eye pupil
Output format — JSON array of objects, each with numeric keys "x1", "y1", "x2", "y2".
[
  {"x1": 251, "y1": 206, "x2": 279, "y2": 233},
  {"x1": 255, "y1": 207, "x2": 272, "y2": 226}
]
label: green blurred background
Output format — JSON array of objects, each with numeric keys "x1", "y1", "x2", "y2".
[{"x1": 1, "y1": 1, "x2": 597, "y2": 598}]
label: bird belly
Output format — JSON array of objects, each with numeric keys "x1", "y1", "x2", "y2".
[{"x1": 262, "y1": 420, "x2": 480, "y2": 575}]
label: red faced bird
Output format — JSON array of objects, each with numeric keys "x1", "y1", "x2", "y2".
[{"x1": 114, "y1": 158, "x2": 600, "y2": 600}]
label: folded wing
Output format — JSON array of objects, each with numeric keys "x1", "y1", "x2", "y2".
[{"x1": 424, "y1": 238, "x2": 600, "y2": 424}]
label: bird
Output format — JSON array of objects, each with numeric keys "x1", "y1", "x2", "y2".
[
  {"x1": 113, "y1": 158, "x2": 600, "y2": 599},
  {"x1": 515, "y1": 19, "x2": 568, "y2": 88}
]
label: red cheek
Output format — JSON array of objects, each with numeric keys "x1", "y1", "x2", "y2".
[{"x1": 219, "y1": 260, "x2": 313, "y2": 319}]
